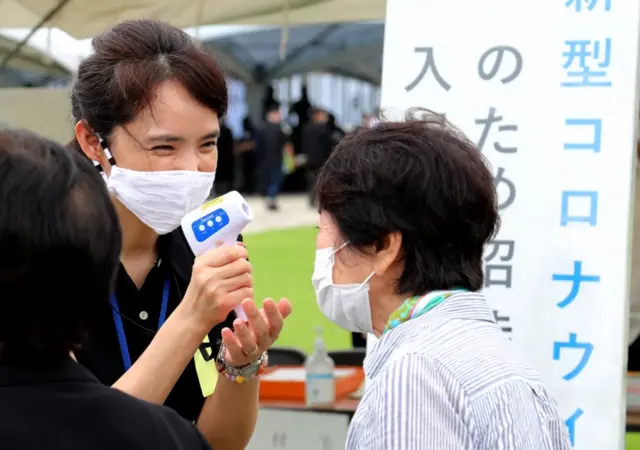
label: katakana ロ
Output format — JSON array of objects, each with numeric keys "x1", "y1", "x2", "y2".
[
  {"x1": 553, "y1": 333, "x2": 594, "y2": 381},
  {"x1": 478, "y1": 46, "x2": 523, "y2": 84},
  {"x1": 406, "y1": 47, "x2": 451, "y2": 92},
  {"x1": 484, "y1": 240, "x2": 514, "y2": 288},
  {"x1": 560, "y1": 191, "x2": 598, "y2": 227},
  {"x1": 475, "y1": 107, "x2": 518, "y2": 154},
  {"x1": 561, "y1": 38, "x2": 612, "y2": 87},
  {"x1": 564, "y1": 118, "x2": 602, "y2": 153},
  {"x1": 552, "y1": 261, "x2": 600, "y2": 308}
]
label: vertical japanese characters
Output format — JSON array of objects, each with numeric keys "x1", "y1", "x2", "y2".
[
  {"x1": 555, "y1": 0, "x2": 611, "y2": 446},
  {"x1": 406, "y1": 45, "x2": 522, "y2": 337},
  {"x1": 403, "y1": 0, "x2": 614, "y2": 447}
]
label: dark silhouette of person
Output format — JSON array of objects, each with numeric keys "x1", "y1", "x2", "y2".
[
  {"x1": 238, "y1": 116, "x2": 257, "y2": 194},
  {"x1": 262, "y1": 85, "x2": 278, "y2": 120},
  {"x1": 256, "y1": 104, "x2": 289, "y2": 211},
  {"x1": 212, "y1": 121, "x2": 235, "y2": 197},
  {"x1": 327, "y1": 113, "x2": 346, "y2": 147},
  {"x1": 292, "y1": 86, "x2": 312, "y2": 127},
  {"x1": 302, "y1": 108, "x2": 332, "y2": 208}
]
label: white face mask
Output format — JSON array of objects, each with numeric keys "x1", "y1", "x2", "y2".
[
  {"x1": 106, "y1": 166, "x2": 215, "y2": 235},
  {"x1": 312, "y1": 244, "x2": 375, "y2": 333}
]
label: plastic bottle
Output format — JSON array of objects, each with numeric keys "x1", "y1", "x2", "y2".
[{"x1": 304, "y1": 327, "x2": 336, "y2": 407}]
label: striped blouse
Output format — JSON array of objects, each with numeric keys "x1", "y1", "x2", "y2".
[{"x1": 346, "y1": 291, "x2": 571, "y2": 449}]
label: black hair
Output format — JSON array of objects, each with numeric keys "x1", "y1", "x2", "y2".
[
  {"x1": 0, "y1": 129, "x2": 121, "y2": 365},
  {"x1": 265, "y1": 103, "x2": 281, "y2": 115},
  {"x1": 316, "y1": 108, "x2": 499, "y2": 295},
  {"x1": 69, "y1": 19, "x2": 228, "y2": 153}
]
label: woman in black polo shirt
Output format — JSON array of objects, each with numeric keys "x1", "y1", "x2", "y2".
[{"x1": 69, "y1": 20, "x2": 291, "y2": 449}]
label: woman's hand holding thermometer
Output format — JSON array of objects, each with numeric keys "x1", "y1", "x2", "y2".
[
  {"x1": 179, "y1": 191, "x2": 292, "y2": 368},
  {"x1": 181, "y1": 191, "x2": 254, "y2": 321}
]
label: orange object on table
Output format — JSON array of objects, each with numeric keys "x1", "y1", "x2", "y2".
[{"x1": 259, "y1": 365, "x2": 364, "y2": 401}]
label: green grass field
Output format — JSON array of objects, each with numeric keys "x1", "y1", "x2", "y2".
[{"x1": 244, "y1": 226, "x2": 351, "y2": 354}]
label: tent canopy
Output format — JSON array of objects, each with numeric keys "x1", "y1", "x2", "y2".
[
  {"x1": 0, "y1": 0, "x2": 385, "y2": 39},
  {"x1": 0, "y1": 32, "x2": 70, "y2": 86},
  {"x1": 203, "y1": 22, "x2": 384, "y2": 85}
]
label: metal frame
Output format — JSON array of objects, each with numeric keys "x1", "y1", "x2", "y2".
[{"x1": 0, "y1": 0, "x2": 70, "y2": 71}]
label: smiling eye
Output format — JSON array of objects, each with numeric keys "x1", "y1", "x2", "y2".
[{"x1": 152, "y1": 145, "x2": 174, "y2": 152}]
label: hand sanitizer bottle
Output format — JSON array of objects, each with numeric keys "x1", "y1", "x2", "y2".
[{"x1": 304, "y1": 327, "x2": 336, "y2": 407}]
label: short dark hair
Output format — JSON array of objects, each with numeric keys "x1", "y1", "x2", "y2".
[
  {"x1": 316, "y1": 109, "x2": 499, "y2": 295},
  {"x1": 0, "y1": 129, "x2": 121, "y2": 365},
  {"x1": 70, "y1": 19, "x2": 228, "y2": 149},
  {"x1": 265, "y1": 103, "x2": 281, "y2": 115}
]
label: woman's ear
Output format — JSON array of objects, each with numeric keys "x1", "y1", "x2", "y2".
[
  {"x1": 373, "y1": 231, "x2": 403, "y2": 276},
  {"x1": 75, "y1": 121, "x2": 110, "y2": 171}
]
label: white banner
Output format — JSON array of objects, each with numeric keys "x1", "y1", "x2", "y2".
[{"x1": 378, "y1": 0, "x2": 640, "y2": 448}]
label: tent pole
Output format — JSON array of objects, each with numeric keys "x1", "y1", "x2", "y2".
[{"x1": 0, "y1": 0, "x2": 70, "y2": 71}]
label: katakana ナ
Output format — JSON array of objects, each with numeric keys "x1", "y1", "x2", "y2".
[
  {"x1": 478, "y1": 46, "x2": 523, "y2": 84},
  {"x1": 564, "y1": 118, "x2": 602, "y2": 153},
  {"x1": 475, "y1": 107, "x2": 518, "y2": 153},
  {"x1": 560, "y1": 191, "x2": 598, "y2": 227},
  {"x1": 561, "y1": 38, "x2": 612, "y2": 87},
  {"x1": 484, "y1": 240, "x2": 514, "y2": 288},
  {"x1": 553, "y1": 333, "x2": 594, "y2": 381},
  {"x1": 406, "y1": 47, "x2": 451, "y2": 92},
  {"x1": 552, "y1": 261, "x2": 601, "y2": 308}
]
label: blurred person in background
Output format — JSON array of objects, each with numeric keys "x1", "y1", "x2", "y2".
[
  {"x1": 211, "y1": 120, "x2": 235, "y2": 198},
  {"x1": 262, "y1": 85, "x2": 278, "y2": 120},
  {"x1": 69, "y1": 19, "x2": 292, "y2": 449},
  {"x1": 313, "y1": 110, "x2": 570, "y2": 449},
  {"x1": 292, "y1": 85, "x2": 312, "y2": 127},
  {"x1": 327, "y1": 113, "x2": 346, "y2": 147},
  {"x1": 238, "y1": 116, "x2": 258, "y2": 194},
  {"x1": 256, "y1": 104, "x2": 292, "y2": 211},
  {"x1": 0, "y1": 129, "x2": 211, "y2": 450},
  {"x1": 303, "y1": 108, "x2": 332, "y2": 208}
]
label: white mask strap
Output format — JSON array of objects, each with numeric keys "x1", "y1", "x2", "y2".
[
  {"x1": 93, "y1": 133, "x2": 115, "y2": 172},
  {"x1": 331, "y1": 241, "x2": 374, "y2": 288},
  {"x1": 358, "y1": 271, "x2": 375, "y2": 289},
  {"x1": 331, "y1": 241, "x2": 349, "y2": 257}
]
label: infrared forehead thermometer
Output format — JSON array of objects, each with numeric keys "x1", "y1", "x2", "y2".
[{"x1": 181, "y1": 191, "x2": 254, "y2": 321}]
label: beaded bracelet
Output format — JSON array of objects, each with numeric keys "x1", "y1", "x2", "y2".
[{"x1": 215, "y1": 343, "x2": 269, "y2": 384}]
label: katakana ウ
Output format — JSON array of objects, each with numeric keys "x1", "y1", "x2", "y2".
[
  {"x1": 553, "y1": 333, "x2": 594, "y2": 381},
  {"x1": 406, "y1": 47, "x2": 451, "y2": 92},
  {"x1": 478, "y1": 46, "x2": 523, "y2": 84},
  {"x1": 552, "y1": 261, "x2": 601, "y2": 308}
]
